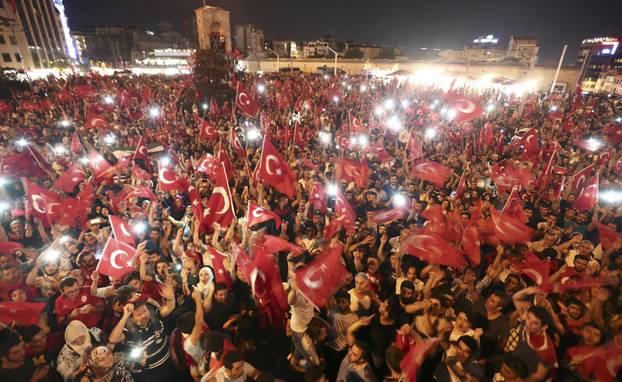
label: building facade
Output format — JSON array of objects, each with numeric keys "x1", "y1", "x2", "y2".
[
  {"x1": 270, "y1": 40, "x2": 299, "y2": 58},
  {"x1": 233, "y1": 24, "x2": 263, "y2": 57},
  {"x1": 302, "y1": 40, "x2": 331, "y2": 58},
  {"x1": 507, "y1": 36, "x2": 539, "y2": 68},
  {"x1": 195, "y1": 5, "x2": 231, "y2": 53},
  {"x1": 0, "y1": 0, "x2": 72, "y2": 69},
  {"x1": 576, "y1": 36, "x2": 622, "y2": 92}
]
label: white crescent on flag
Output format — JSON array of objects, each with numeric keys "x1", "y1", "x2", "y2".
[
  {"x1": 31, "y1": 194, "x2": 46, "y2": 214},
  {"x1": 302, "y1": 263, "x2": 328, "y2": 290},
  {"x1": 265, "y1": 155, "x2": 280, "y2": 175},
  {"x1": 110, "y1": 249, "x2": 129, "y2": 269},
  {"x1": 159, "y1": 168, "x2": 176, "y2": 185},
  {"x1": 212, "y1": 186, "x2": 230, "y2": 215}
]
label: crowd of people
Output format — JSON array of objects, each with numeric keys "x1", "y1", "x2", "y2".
[{"x1": 0, "y1": 68, "x2": 621, "y2": 382}]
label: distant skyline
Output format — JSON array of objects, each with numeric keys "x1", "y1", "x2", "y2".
[{"x1": 64, "y1": 0, "x2": 621, "y2": 63}]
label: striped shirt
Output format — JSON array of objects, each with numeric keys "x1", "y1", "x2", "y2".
[{"x1": 123, "y1": 307, "x2": 170, "y2": 370}]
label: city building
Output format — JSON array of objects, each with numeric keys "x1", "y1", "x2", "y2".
[
  {"x1": 195, "y1": 4, "x2": 231, "y2": 53},
  {"x1": 0, "y1": 0, "x2": 73, "y2": 69},
  {"x1": 576, "y1": 36, "x2": 622, "y2": 92},
  {"x1": 592, "y1": 70, "x2": 622, "y2": 95},
  {"x1": 233, "y1": 24, "x2": 264, "y2": 57},
  {"x1": 270, "y1": 40, "x2": 299, "y2": 58},
  {"x1": 506, "y1": 36, "x2": 539, "y2": 67},
  {"x1": 343, "y1": 42, "x2": 403, "y2": 60},
  {"x1": 302, "y1": 40, "x2": 331, "y2": 58}
]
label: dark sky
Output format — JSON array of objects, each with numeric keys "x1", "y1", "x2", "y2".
[{"x1": 64, "y1": 0, "x2": 622, "y2": 63}]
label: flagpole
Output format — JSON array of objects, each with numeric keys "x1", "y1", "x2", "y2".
[{"x1": 549, "y1": 44, "x2": 567, "y2": 94}]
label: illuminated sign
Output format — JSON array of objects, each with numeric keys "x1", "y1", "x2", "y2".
[
  {"x1": 600, "y1": 41, "x2": 619, "y2": 55},
  {"x1": 473, "y1": 34, "x2": 499, "y2": 44}
]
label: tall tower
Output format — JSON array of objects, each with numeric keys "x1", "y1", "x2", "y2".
[{"x1": 195, "y1": 5, "x2": 231, "y2": 53}]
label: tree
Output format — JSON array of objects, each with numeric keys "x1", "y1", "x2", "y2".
[{"x1": 344, "y1": 48, "x2": 364, "y2": 59}]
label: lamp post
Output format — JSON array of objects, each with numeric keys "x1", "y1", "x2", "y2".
[
  {"x1": 267, "y1": 48, "x2": 280, "y2": 73},
  {"x1": 327, "y1": 46, "x2": 338, "y2": 76}
]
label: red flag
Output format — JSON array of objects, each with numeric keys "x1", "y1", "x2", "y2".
[
  {"x1": 1, "y1": 152, "x2": 46, "y2": 178},
  {"x1": 568, "y1": 164, "x2": 594, "y2": 192},
  {"x1": 0, "y1": 100, "x2": 13, "y2": 113},
  {"x1": 293, "y1": 121, "x2": 306, "y2": 147},
  {"x1": 522, "y1": 129, "x2": 540, "y2": 157},
  {"x1": 0, "y1": 302, "x2": 45, "y2": 326},
  {"x1": 400, "y1": 338, "x2": 440, "y2": 382},
  {"x1": 196, "y1": 153, "x2": 219, "y2": 177},
  {"x1": 199, "y1": 118, "x2": 219, "y2": 141},
  {"x1": 217, "y1": 142, "x2": 234, "y2": 177},
  {"x1": 480, "y1": 122, "x2": 495, "y2": 148},
  {"x1": 206, "y1": 247, "x2": 233, "y2": 288},
  {"x1": 595, "y1": 222, "x2": 622, "y2": 250},
  {"x1": 22, "y1": 178, "x2": 61, "y2": 222},
  {"x1": 411, "y1": 159, "x2": 452, "y2": 187},
  {"x1": 335, "y1": 157, "x2": 369, "y2": 188},
  {"x1": 248, "y1": 249, "x2": 288, "y2": 330},
  {"x1": 257, "y1": 234, "x2": 304, "y2": 255},
  {"x1": 446, "y1": 96, "x2": 483, "y2": 122},
  {"x1": 229, "y1": 126, "x2": 246, "y2": 157},
  {"x1": 490, "y1": 207, "x2": 533, "y2": 244},
  {"x1": 514, "y1": 258, "x2": 550, "y2": 289},
  {"x1": 406, "y1": 130, "x2": 423, "y2": 161},
  {"x1": 87, "y1": 151, "x2": 115, "y2": 180},
  {"x1": 369, "y1": 208, "x2": 405, "y2": 224},
  {"x1": 403, "y1": 233, "x2": 467, "y2": 269},
  {"x1": 294, "y1": 245, "x2": 346, "y2": 309},
  {"x1": 309, "y1": 181, "x2": 327, "y2": 213},
  {"x1": 491, "y1": 160, "x2": 535, "y2": 193},
  {"x1": 70, "y1": 132, "x2": 83, "y2": 155},
  {"x1": 132, "y1": 165, "x2": 151, "y2": 181},
  {"x1": 187, "y1": 185, "x2": 204, "y2": 227},
  {"x1": 537, "y1": 148, "x2": 557, "y2": 191},
  {"x1": 333, "y1": 189, "x2": 357, "y2": 227},
  {"x1": 132, "y1": 136, "x2": 149, "y2": 162},
  {"x1": 0, "y1": 241, "x2": 23, "y2": 255},
  {"x1": 461, "y1": 226, "x2": 481, "y2": 266},
  {"x1": 604, "y1": 122, "x2": 622, "y2": 144},
  {"x1": 258, "y1": 137, "x2": 297, "y2": 197},
  {"x1": 502, "y1": 188, "x2": 529, "y2": 224},
  {"x1": 84, "y1": 112, "x2": 110, "y2": 130},
  {"x1": 125, "y1": 185, "x2": 157, "y2": 201},
  {"x1": 455, "y1": 171, "x2": 467, "y2": 197},
  {"x1": 96, "y1": 237, "x2": 137, "y2": 279},
  {"x1": 420, "y1": 205, "x2": 448, "y2": 237},
  {"x1": 588, "y1": 340, "x2": 622, "y2": 382},
  {"x1": 210, "y1": 98, "x2": 220, "y2": 120},
  {"x1": 109, "y1": 215, "x2": 136, "y2": 245},
  {"x1": 158, "y1": 160, "x2": 186, "y2": 192},
  {"x1": 235, "y1": 82, "x2": 260, "y2": 117},
  {"x1": 73, "y1": 84, "x2": 97, "y2": 98},
  {"x1": 203, "y1": 163, "x2": 236, "y2": 228},
  {"x1": 347, "y1": 111, "x2": 366, "y2": 133},
  {"x1": 247, "y1": 202, "x2": 282, "y2": 229},
  {"x1": 572, "y1": 173, "x2": 599, "y2": 211},
  {"x1": 53, "y1": 164, "x2": 86, "y2": 193}
]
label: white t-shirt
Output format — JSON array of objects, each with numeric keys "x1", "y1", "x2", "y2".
[
  {"x1": 201, "y1": 362, "x2": 257, "y2": 382},
  {"x1": 182, "y1": 333, "x2": 204, "y2": 364},
  {"x1": 289, "y1": 289, "x2": 314, "y2": 333}
]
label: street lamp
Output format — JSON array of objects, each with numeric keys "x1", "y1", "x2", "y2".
[
  {"x1": 326, "y1": 46, "x2": 339, "y2": 76},
  {"x1": 267, "y1": 48, "x2": 280, "y2": 73}
]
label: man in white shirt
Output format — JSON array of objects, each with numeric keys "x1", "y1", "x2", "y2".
[{"x1": 202, "y1": 351, "x2": 260, "y2": 382}]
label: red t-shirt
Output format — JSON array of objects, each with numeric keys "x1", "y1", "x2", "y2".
[
  {"x1": 566, "y1": 345, "x2": 596, "y2": 380},
  {"x1": 54, "y1": 287, "x2": 103, "y2": 328}
]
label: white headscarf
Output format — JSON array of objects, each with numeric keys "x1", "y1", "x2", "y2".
[{"x1": 64, "y1": 320, "x2": 91, "y2": 356}]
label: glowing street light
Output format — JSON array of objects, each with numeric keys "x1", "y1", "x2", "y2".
[
  {"x1": 424, "y1": 127, "x2": 437, "y2": 139},
  {"x1": 15, "y1": 138, "x2": 29, "y2": 148},
  {"x1": 318, "y1": 131, "x2": 331, "y2": 145},
  {"x1": 104, "y1": 133, "x2": 117, "y2": 145},
  {"x1": 393, "y1": 194, "x2": 407, "y2": 208},
  {"x1": 600, "y1": 190, "x2": 622, "y2": 204},
  {"x1": 247, "y1": 128, "x2": 261, "y2": 141},
  {"x1": 257, "y1": 84, "x2": 266, "y2": 93},
  {"x1": 149, "y1": 106, "x2": 161, "y2": 118},
  {"x1": 387, "y1": 115, "x2": 402, "y2": 132},
  {"x1": 327, "y1": 183, "x2": 339, "y2": 196}
]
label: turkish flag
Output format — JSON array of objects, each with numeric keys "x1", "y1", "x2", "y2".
[
  {"x1": 491, "y1": 160, "x2": 535, "y2": 193},
  {"x1": 158, "y1": 160, "x2": 186, "y2": 192},
  {"x1": 125, "y1": 185, "x2": 157, "y2": 201},
  {"x1": 295, "y1": 244, "x2": 346, "y2": 309},
  {"x1": 0, "y1": 241, "x2": 23, "y2": 255},
  {"x1": 87, "y1": 151, "x2": 115, "y2": 180},
  {"x1": 187, "y1": 185, "x2": 205, "y2": 227},
  {"x1": 568, "y1": 164, "x2": 594, "y2": 192},
  {"x1": 73, "y1": 84, "x2": 97, "y2": 98},
  {"x1": 446, "y1": 96, "x2": 483, "y2": 122},
  {"x1": 411, "y1": 159, "x2": 452, "y2": 187},
  {"x1": 203, "y1": 163, "x2": 236, "y2": 228},
  {"x1": 70, "y1": 132, "x2": 83, "y2": 155},
  {"x1": 335, "y1": 157, "x2": 369, "y2": 188},
  {"x1": 480, "y1": 122, "x2": 495, "y2": 148},
  {"x1": 420, "y1": 205, "x2": 448, "y2": 238},
  {"x1": 109, "y1": 215, "x2": 136, "y2": 245},
  {"x1": 0, "y1": 100, "x2": 11, "y2": 113},
  {"x1": 585, "y1": 340, "x2": 622, "y2": 382},
  {"x1": 0, "y1": 302, "x2": 45, "y2": 326},
  {"x1": 217, "y1": 142, "x2": 234, "y2": 178},
  {"x1": 490, "y1": 207, "x2": 533, "y2": 244},
  {"x1": 196, "y1": 153, "x2": 219, "y2": 177},
  {"x1": 537, "y1": 148, "x2": 557, "y2": 191},
  {"x1": 235, "y1": 82, "x2": 259, "y2": 117},
  {"x1": 132, "y1": 165, "x2": 151, "y2": 181},
  {"x1": 247, "y1": 248, "x2": 288, "y2": 330},
  {"x1": 572, "y1": 173, "x2": 599, "y2": 211},
  {"x1": 595, "y1": 222, "x2": 622, "y2": 250},
  {"x1": 229, "y1": 126, "x2": 246, "y2": 157},
  {"x1": 132, "y1": 136, "x2": 149, "y2": 162},
  {"x1": 514, "y1": 258, "x2": 550, "y2": 289},
  {"x1": 256, "y1": 234, "x2": 304, "y2": 255},
  {"x1": 461, "y1": 226, "x2": 481, "y2": 266},
  {"x1": 404, "y1": 233, "x2": 467, "y2": 269},
  {"x1": 247, "y1": 202, "x2": 282, "y2": 229},
  {"x1": 604, "y1": 122, "x2": 622, "y2": 144},
  {"x1": 258, "y1": 137, "x2": 297, "y2": 198},
  {"x1": 84, "y1": 112, "x2": 110, "y2": 130},
  {"x1": 347, "y1": 111, "x2": 366, "y2": 133},
  {"x1": 455, "y1": 171, "x2": 467, "y2": 197},
  {"x1": 309, "y1": 181, "x2": 327, "y2": 213},
  {"x1": 22, "y1": 178, "x2": 61, "y2": 223},
  {"x1": 369, "y1": 208, "x2": 405, "y2": 224},
  {"x1": 1, "y1": 152, "x2": 47, "y2": 178},
  {"x1": 293, "y1": 121, "x2": 306, "y2": 148},
  {"x1": 406, "y1": 130, "x2": 423, "y2": 161},
  {"x1": 206, "y1": 247, "x2": 233, "y2": 288},
  {"x1": 210, "y1": 98, "x2": 220, "y2": 120},
  {"x1": 522, "y1": 129, "x2": 539, "y2": 157},
  {"x1": 53, "y1": 164, "x2": 86, "y2": 193},
  {"x1": 502, "y1": 188, "x2": 529, "y2": 224},
  {"x1": 333, "y1": 190, "x2": 357, "y2": 228},
  {"x1": 400, "y1": 338, "x2": 440, "y2": 382},
  {"x1": 199, "y1": 118, "x2": 219, "y2": 141},
  {"x1": 96, "y1": 237, "x2": 137, "y2": 279}
]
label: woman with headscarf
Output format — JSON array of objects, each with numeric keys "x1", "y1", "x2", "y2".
[
  {"x1": 194, "y1": 266, "x2": 215, "y2": 301},
  {"x1": 77, "y1": 346, "x2": 134, "y2": 382},
  {"x1": 56, "y1": 320, "x2": 105, "y2": 381}
]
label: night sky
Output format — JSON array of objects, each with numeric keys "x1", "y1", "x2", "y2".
[{"x1": 64, "y1": 0, "x2": 622, "y2": 63}]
